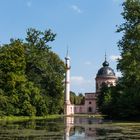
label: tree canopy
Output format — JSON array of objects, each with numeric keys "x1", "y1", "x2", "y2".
[
  {"x1": 97, "y1": 0, "x2": 140, "y2": 119},
  {"x1": 0, "y1": 28, "x2": 65, "y2": 116}
]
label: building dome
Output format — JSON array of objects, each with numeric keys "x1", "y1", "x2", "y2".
[{"x1": 96, "y1": 60, "x2": 115, "y2": 78}]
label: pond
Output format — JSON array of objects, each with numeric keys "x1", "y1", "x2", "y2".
[{"x1": 0, "y1": 116, "x2": 140, "y2": 140}]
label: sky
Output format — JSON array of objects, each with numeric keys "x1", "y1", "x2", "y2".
[{"x1": 0, "y1": 0, "x2": 124, "y2": 94}]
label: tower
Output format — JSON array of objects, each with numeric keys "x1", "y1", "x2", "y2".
[
  {"x1": 95, "y1": 54, "x2": 116, "y2": 93},
  {"x1": 64, "y1": 50, "x2": 74, "y2": 115},
  {"x1": 65, "y1": 51, "x2": 71, "y2": 105}
]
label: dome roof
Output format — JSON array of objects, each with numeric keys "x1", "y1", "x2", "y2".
[{"x1": 96, "y1": 59, "x2": 115, "y2": 78}]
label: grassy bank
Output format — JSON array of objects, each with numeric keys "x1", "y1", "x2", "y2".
[
  {"x1": 0, "y1": 114, "x2": 63, "y2": 123},
  {"x1": 0, "y1": 114, "x2": 105, "y2": 122}
]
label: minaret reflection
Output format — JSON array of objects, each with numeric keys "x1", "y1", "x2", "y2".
[{"x1": 64, "y1": 117, "x2": 74, "y2": 140}]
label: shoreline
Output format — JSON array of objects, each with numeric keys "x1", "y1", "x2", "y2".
[{"x1": 0, "y1": 115, "x2": 62, "y2": 123}]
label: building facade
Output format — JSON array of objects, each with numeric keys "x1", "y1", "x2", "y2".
[{"x1": 64, "y1": 54, "x2": 117, "y2": 115}]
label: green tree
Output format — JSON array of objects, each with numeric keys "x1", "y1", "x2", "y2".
[
  {"x1": 117, "y1": 0, "x2": 140, "y2": 118},
  {"x1": 0, "y1": 40, "x2": 31, "y2": 115},
  {"x1": 70, "y1": 91, "x2": 76, "y2": 104},
  {"x1": 26, "y1": 28, "x2": 56, "y2": 49},
  {"x1": 70, "y1": 91, "x2": 84, "y2": 105},
  {"x1": 0, "y1": 28, "x2": 65, "y2": 116},
  {"x1": 98, "y1": 0, "x2": 140, "y2": 119},
  {"x1": 97, "y1": 83, "x2": 113, "y2": 116},
  {"x1": 25, "y1": 28, "x2": 65, "y2": 114}
]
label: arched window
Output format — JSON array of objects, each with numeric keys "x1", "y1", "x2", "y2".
[{"x1": 88, "y1": 107, "x2": 92, "y2": 113}]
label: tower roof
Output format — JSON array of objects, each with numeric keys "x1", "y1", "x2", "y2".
[
  {"x1": 96, "y1": 55, "x2": 115, "y2": 78},
  {"x1": 65, "y1": 46, "x2": 70, "y2": 60}
]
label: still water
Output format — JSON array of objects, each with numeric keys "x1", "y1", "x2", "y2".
[{"x1": 0, "y1": 116, "x2": 140, "y2": 140}]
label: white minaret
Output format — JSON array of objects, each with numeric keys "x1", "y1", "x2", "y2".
[
  {"x1": 65, "y1": 49, "x2": 71, "y2": 105},
  {"x1": 64, "y1": 48, "x2": 75, "y2": 116}
]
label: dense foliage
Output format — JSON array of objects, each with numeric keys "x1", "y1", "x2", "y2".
[
  {"x1": 97, "y1": 0, "x2": 140, "y2": 119},
  {"x1": 0, "y1": 28, "x2": 65, "y2": 116},
  {"x1": 70, "y1": 91, "x2": 85, "y2": 105}
]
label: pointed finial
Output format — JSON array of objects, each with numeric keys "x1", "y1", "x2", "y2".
[
  {"x1": 66, "y1": 45, "x2": 69, "y2": 57},
  {"x1": 105, "y1": 52, "x2": 107, "y2": 61},
  {"x1": 65, "y1": 45, "x2": 70, "y2": 59},
  {"x1": 102, "y1": 52, "x2": 109, "y2": 67}
]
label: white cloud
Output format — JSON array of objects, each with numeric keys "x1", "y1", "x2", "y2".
[
  {"x1": 26, "y1": 1, "x2": 32, "y2": 7},
  {"x1": 71, "y1": 5, "x2": 82, "y2": 14},
  {"x1": 70, "y1": 76, "x2": 93, "y2": 93},
  {"x1": 112, "y1": 0, "x2": 124, "y2": 4},
  {"x1": 71, "y1": 76, "x2": 91, "y2": 86},
  {"x1": 112, "y1": 0, "x2": 123, "y2": 2},
  {"x1": 110, "y1": 55, "x2": 121, "y2": 61},
  {"x1": 85, "y1": 61, "x2": 92, "y2": 65}
]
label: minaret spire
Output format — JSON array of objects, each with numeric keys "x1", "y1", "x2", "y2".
[
  {"x1": 105, "y1": 52, "x2": 107, "y2": 61},
  {"x1": 66, "y1": 45, "x2": 69, "y2": 58}
]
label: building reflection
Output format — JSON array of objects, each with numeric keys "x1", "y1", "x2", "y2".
[
  {"x1": 64, "y1": 117, "x2": 102, "y2": 140},
  {"x1": 64, "y1": 117, "x2": 74, "y2": 140}
]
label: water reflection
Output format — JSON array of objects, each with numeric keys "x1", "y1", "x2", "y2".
[
  {"x1": 64, "y1": 116, "x2": 102, "y2": 140},
  {"x1": 64, "y1": 117, "x2": 140, "y2": 140},
  {"x1": 0, "y1": 117, "x2": 140, "y2": 139}
]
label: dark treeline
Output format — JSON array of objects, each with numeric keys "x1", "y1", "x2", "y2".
[
  {"x1": 97, "y1": 0, "x2": 140, "y2": 120},
  {"x1": 0, "y1": 28, "x2": 65, "y2": 116},
  {"x1": 70, "y1": 91, "x2": 85, "y2": 105}
]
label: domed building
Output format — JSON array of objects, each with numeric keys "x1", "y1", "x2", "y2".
[
  {"x1": 64, "y1": 54, "x2": 117, "y2": 115},
  {"x1": 96, "y1": 56, "x2": 116, "y2": 93}
]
